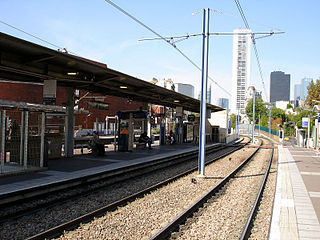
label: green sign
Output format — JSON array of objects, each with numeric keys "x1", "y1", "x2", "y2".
[{"x1": 87, "y1": 101, "x2": 109, "y2": 110}]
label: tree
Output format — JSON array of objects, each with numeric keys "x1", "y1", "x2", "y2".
[
  {"x1": 245, "y1": 98, "x2": 267, "y2": 123},
  {"x1": 230, "y1": 113, "x2": 241, "y2": 129},
  {"x1": 287, "y1": 103, "x2": 293, "y2": 109},
  {"x1": 271, "y1": 107, "x2": 286, "y2": 121},
  {"x1": 306, "y1": 79, "x2": 320, "y2": 107},
  {"x1": 260, "y1": 115, "x2": 269, "y2": 127}
]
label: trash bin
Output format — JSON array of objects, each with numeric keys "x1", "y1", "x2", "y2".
[{"x1": 45, "y1": 133, "x2": 63, "y2": 159}]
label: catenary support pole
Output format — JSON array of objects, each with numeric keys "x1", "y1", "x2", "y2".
[
  {"x1": 237, "y1": 109, "x2": 240, "y2": 136},
  {"x1": 258, "y1": 114, "x2": 261, "y2": 136},
  {"x1": 252, "y1": 91, "x2": 255, "y2": 143},
  {"x1": 269, "y1": 107, "x2": 271, "y2": 139},
  {"x1": 198, "y1": 8, "x2": 210, "y2": 176}
]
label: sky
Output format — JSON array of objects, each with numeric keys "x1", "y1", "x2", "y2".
[{"x1": 0, "y1": 0, "x2": 319, "y2": 102}]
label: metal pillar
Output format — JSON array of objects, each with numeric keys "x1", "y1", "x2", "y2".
[
  {"x1": 65, "y1": 88, "x2": 75, "y2": 157},
  {"x1": 160, "y1": 107, "x2": 167, "y2": 145},
  {"x1": 258, "y1": 114, "x2": 261, "y2": 137},
  {"x1": 235, "y1": 112, "x2": 238, "y2": 136},
  {"x1": 148, "y1": 104, "x2": 152, "y2": 138},
  {"x1": 252, "y1": 91, "x2": 255, "y2": 143},
  {"x1": 315, "y1": 117, "x2": 319, "y2": 150},
  {"x1": 307, "y1": 114, "x2": 310, "y2": 148},
  {"x1": 1, "y1": 110, "x2": 5, "y2": 173},
  {"x1": 128, "y1": 113, "x2": 133, "y2": 151},
  {"x1": 268, "y1": 107, "x2": 271, "y2": 139},
  {"x1": 237, "y1": 109, "x2": 240, "y2": 136},
  {"x1": 198, "y1": 8, "x2": 210, "y2": 176},
  {"x1": 24, "y1": 111, "x2": 29, "y2": 168},
  {"x1": 40, "y1": 112, "x2": 45, "y2": 168},
  {"x1": 20, "y1": 111, "x2": 24, "y2": 165}
]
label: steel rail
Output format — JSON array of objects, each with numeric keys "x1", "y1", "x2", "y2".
[
  {"x1": 26, "y1": 139, "x2": 247, "y2": 240},
  {"x1": 0, "y1": 143, "x2": 227, "y2": 222},
  {"x1": 1, "y1": 143, "x2": 226, "y2": 207},
  {"x1": 239, "y1": 140, "x2": 274, "y2": 240},
  {"x1": 149, "y1": 139, "x2": 261, "y2": 240}
]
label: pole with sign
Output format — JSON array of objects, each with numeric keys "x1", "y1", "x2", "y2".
[{"x1": 302, "y1": 117, "x2": 310, "y2": 148}]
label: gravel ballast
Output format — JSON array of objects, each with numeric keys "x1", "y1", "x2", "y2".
[{"x1": 56, "y1": 139, "x2": 260, "y2": 239}]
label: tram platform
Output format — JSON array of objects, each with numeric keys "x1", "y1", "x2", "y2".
[
  {"x1": 269, "y1": 145, "x2": 320, "y2": 240},
  {"x1": 0, "y1": 142, "x2": 220, "y2": 197}
]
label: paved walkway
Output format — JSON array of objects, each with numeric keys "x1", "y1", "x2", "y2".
[{"x1": 269, "y1": 145, "x2": 320, "y2": 240}]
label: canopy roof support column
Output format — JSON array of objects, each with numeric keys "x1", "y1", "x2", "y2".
[
  {"x1": 0, "y1": 110, "x2": 5, "y2": 173},
  {"x1": 65, "y1": 87, "x2": 74, "y2": 157}
]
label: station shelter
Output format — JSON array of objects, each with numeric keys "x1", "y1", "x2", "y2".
[
  {"x1": 0, "y1": 99, "x2": 66, "y2": 174},
  {"x1": 0, "y1": 32, "x2": 225, "y2": 173}
]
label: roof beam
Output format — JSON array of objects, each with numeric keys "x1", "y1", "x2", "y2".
[{"x1": 23, "y1": 54, "x2": 55, "y2": 64}]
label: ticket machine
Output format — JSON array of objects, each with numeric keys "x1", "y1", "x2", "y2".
[{"x1": 117, "y1": 110, "x2": 148, "y2": 151}]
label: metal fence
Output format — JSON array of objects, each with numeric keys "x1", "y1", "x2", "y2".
[
  {"x1": 256, "y1": 125, "x2": 278, "y2": 136},
  {"x1": 0, "y1": 109, "x2": 43, "y2": 174}
]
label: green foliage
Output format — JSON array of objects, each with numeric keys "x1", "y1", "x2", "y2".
[
  {"x1": 271, "y1": 107, "x2": 286, "y2": 122},
  {"x1": 306, "y1": 79, "x2": 320, "y2": 107},
  {"x1": 230, "y1": 113, "x2": 241, "y2": 128},
  {"x1": 260, "y1": 115, "x2": 269, "y2": 127},
  {"x1": 291, "y1": 110, "x2": 315, "y2": 129},
  {"x1": 287, "y1": 103, "x2": 293, "y2": 109},
  {"x1": 245, "y1": 98, "x2": 267, "y2": 123}
]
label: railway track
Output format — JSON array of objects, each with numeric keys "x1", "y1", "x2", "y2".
[
  {"x1": 150, "y1": 137, "x2": 274, "y2": 240},
  {"x1": 1, "y1": 138, "x2": 249, "y2": 239},
  {"x1": 0, "y1": 142, "x2": 236, "y2": 222},
  {"x1": 23, "y1": 136, "x2": 273, "y2": 240},
  {"x1": 240, "y1": 141, "x2": 274, "y2": 240}
]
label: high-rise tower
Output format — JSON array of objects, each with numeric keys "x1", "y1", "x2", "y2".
[
  {"x1": 270, "y1": 71, "x2": 290, "y2": 103},
  {"x1": 231, "y1": 29, "x2": 252, "y2": 114}
]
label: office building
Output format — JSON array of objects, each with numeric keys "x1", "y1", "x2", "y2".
[
  {"x1": 231, "y1": 29, "x2": 252, "y2": 114},
  {"x1": 300, "y1": 77, "x2": 312, "y2": 101},
  {"x1": 207, "y1": 84, "x2": 212, "y2": 104},
  {"x1": 213, "y1": 98, "x2": 229, "y2": 110},
  {"x1": 174, "y1": 83, "x2": 194, "y2": 98},
  {"x1": 294, "y1": 84, "x2": 301, "y2": 101},
  {"x1": 270, "y1": 71, "x2": 290, "y2": 103}
]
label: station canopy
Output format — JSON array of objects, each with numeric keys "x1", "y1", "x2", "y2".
[{"x1": 0, "y1": 32, "x2": 224, "y2": 113}]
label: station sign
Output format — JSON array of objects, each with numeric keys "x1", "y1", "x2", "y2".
[
  {"x1": 302, "y1": 117, "x2": 309, "y2": 128},
  {"x1": 43, "y1": 80, "x2": 57, "y2": 105},
  {"x1": 188, "y1": 114, "x2": 195, "y2": 122},
  {"x1": 176, "y1": 107, "x2": 183, "y2": 117},
  {"x1": 87, "y1": 101, "x2": 109, "y2": 110}
]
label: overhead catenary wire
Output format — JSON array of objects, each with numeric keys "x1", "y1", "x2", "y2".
[
  {"x1": 0, "y1": 20, "x2": 79, "y2": 56},
  {"x1": 234, "y1": 0, "x2": 269, "y2": 101},
  {"x1": 104, "y1": 0, "x2": 231, "y2": 96}
]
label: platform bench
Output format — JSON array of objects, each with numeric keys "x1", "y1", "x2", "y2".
[{"x1": 135, "y1": 142, "x2": 146, "y2": 150}]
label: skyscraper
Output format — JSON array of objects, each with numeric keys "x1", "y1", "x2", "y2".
[
  {"x1": 270, "y1": 71, "x2": 290, "y2": 103},
  {"x1": 294, "y1": 84, "x2": 301, "y2": 101},
  {"x1": 207, "y1": 84, "x2": 212, "y2": 104},
  {"x1": 300, "y1": 77, "x2": 312, "y2": 100},
  {"x1": 174, "y1": 83, "x2": 194, "y2": 98},
  {"x1": 231, "y1": 29, "x2": 252, "y2": 114},
  {"x1": 213, "y1": 98, "x2": 229, "y2": 110}
]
